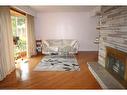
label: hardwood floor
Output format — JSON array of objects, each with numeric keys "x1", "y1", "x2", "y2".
[{"x1": 0, "y1": 51, "x2": 101, "y2": 89}]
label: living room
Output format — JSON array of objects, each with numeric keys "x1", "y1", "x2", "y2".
[{"x1": 0, "y1": 1, "x2": 127, "y2": 93}]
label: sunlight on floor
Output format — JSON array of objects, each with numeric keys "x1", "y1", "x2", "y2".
[{"x1": 15, "y1": 59, "x2": 29, "y2": 81}]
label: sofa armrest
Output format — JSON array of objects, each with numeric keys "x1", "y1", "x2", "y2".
[
  {"x1": 71, "y1": 41, "x2": 79, "y2": 49},
  {"x1": 71, "y1": 41, "x2": 79, "y2": 54},
  {"x1": 42, "y1": 41, "x2": 49, "y2": 47},
  {"x1": 42, "y1": 41, "x2": 50, "y2": 53}
]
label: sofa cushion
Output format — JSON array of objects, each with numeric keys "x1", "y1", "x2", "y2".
[
  {"x1": 49, "y1": 46, "x2": 58, "y2": 52},
  {"x1": 62, "y1": 40, "x2": 73, "y2": 46},
  {"x1": 58, "y1": 45, "x2": 72, "y2": 55},
  {"x1": 47, "y1": 40, "x2": 62, "y2": 47}
]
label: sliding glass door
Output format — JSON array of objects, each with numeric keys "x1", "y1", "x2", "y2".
[{"x1": 10, "y1": 10, "x2": 27, "y2": 61}]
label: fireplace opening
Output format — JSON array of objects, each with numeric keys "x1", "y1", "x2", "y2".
[
  {"x1": 106, "y1": 55, "x2": 125, "y2": 80},
  {"x1": 106, "y1": 46, "x2": 127, "y2": 87}
]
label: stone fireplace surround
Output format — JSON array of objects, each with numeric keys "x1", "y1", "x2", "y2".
[
  {"x1": 88, "y1": 6, "x2": 127, "y2": 89},
  {"x1": 87, "y1": 46, "x2": 127, "y2": 89}
]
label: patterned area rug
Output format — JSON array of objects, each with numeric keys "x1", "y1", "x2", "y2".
[{"x1": 34, "y1": 55, "x2": 80, "y2": 71}]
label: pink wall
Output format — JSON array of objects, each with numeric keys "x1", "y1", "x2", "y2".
[{"x1": 35, "y1": 12, "x2": 98, "y2": 51}]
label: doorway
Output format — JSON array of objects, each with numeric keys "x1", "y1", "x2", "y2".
[{"x1": 10, "y1": 9, "x2": 27, "y2": 62}]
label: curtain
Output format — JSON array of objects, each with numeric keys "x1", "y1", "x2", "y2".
[
  {"x1": 26, "y1": 14, "x2": 36, "y2": 58},
  {"x1": 0, "y1": 7, "x2": 15, "y2": 81}
]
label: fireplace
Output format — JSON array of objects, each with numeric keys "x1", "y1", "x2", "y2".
[{"x1": 106, "y1": 46, "x2": 127, "y2": 86}]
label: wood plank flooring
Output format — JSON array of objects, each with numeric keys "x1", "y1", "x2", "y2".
[{"x1": 0, "y1": 51, "x2": 101, "y2": 89}]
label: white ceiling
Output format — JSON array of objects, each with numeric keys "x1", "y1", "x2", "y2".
[{"x1": 30, "y1": 6, "x2": 96, "y2": 12}]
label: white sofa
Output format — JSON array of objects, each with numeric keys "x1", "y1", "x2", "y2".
[{"x1": 42, "y1": 39, "x2": 79, "y2": 55}]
